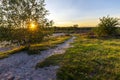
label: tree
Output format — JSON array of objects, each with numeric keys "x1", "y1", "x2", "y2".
[
  {"x1": 73, "y1": 24, "x2": 79, "y2": 28},
  {"x1": 0, "y1": 0, "x2": 53, "y2": 45},
  {"x1": 94, "y1": 16, "x2": 119, "y2": 37}
]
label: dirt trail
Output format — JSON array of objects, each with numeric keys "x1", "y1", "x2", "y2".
[{"x1": 0, "y1": 37, "x2": 75, "y2": 80}]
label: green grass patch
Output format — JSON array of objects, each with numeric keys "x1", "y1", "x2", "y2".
[
  {"x1": 0, "y1": 36, "x2": 70, "y2": 59},
  {"x1": 28, "y1": 36, "x2": 71, "y2": 54},
  {"x1": 36, "y1": 54, "x2": 65, "y2": 68},
  {"x1": 56, "y1": 36, "x2": 120, "y2": 80},
  {"x1": 0, "y1": 46, "x2": 25, "y2": 59},
  {"x1": 35, "y1": 35, "x2": 120, "y2": 80}
]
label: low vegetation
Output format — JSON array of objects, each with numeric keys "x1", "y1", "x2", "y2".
[
  {"x1": 57, "y1": 35, "x2": 120, "y2": 80},
  {"x1": 28, "y1": 35, "x2": 71, "y2": 54},
  {"x1": 0, "y1": 46, "x2": 25, "y2": 59},
  {"x1": 36, "y1": 54, "x2": 64, "y2": 68},
  {"x1": 53, "y1": 26, "x2": 92, "y2": 33},
  {"x1": 0, "y1": 35, "x2": 71, "y2": 58},
  {"x1": 36, "y1": 35, "x2": 120, "y2": 80}
]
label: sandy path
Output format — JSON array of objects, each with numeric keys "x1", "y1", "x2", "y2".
[{"x1": 0, "y1": 37, "x2": 75, "y2": 80}]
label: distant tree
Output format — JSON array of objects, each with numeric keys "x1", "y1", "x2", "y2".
[
  {"x1": 0, "y1": 0, "x2": 53, "y2": 45},
  {"x1": 73, "y1": 24, "x2": 79, "y2": 32},
  {"x1": 94, "y1": 16, "x2": 119, "y2": 37},
  {"x1": 73, "y1": 24, "x2": 79, "y2": 28}
]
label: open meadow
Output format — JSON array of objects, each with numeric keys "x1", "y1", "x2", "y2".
[{"x1": 37, "y1": 34, "x2": 120, "y2": 80}]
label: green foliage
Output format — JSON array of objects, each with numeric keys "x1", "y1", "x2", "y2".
[
  {"x1": 42, "y1": 35, "x2": 120, "y2": 80},
  {"x1": 0, "y1": 26, "x2": 13, "y2": 41},
  {"x1": 0, "y1": 0, "x2": 53, "y2": 45},
  {"x1": 94, "y1": 16, "x2": 119, "y2": 37}
]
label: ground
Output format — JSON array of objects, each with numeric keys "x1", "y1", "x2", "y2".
[
  {"x1": 56, "y1": 35, "x2": 120, "y2": 80},
  {"x1": 0, "y1": 36, "x2": 75, "y2": 80},
  {"x1": 1, "y1": 34, "x2": 120, "y2": 80},
  {"x1": 37, "y1": 34, "x2": 120, "y2": 80}
]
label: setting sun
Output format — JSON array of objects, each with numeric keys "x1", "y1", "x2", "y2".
[{"x1": 29, "y1": 22, "x2": 37, "y2": 30}]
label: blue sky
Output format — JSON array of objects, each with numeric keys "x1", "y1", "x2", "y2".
[{"x1": 45, "y1": 0, "x2": 120, "y2": 27}]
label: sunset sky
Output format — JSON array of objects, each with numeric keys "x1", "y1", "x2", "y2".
[{"x1": 45, "y1": 0, "x2": 120, "y2": 27}]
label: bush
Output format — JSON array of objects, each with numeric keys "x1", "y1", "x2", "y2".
[{"x1": 94, "y1": 16, "x2": 119, "y2": 37}]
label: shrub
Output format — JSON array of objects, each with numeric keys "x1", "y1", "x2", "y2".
[{"x1": 94, "y1": 16, "x2": 119, "y2": 37}]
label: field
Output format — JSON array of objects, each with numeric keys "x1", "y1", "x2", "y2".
[{"x1": 37, "y1": 34, "x2": 120, "y2": 80}]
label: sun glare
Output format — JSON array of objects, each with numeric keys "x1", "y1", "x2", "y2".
[{"x1": 29, "y1": 22, "x2": 37, "y2": 30}]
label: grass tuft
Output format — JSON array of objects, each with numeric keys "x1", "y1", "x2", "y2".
[{"x1": 36, "y1": 54, "x2": 64, "y2": 68}]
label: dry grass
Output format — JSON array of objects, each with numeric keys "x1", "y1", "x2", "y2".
[{"x1": 0, "y1": 46, "x2": 25, "y2": 59}]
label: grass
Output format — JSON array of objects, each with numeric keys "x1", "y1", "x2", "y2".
[
  {"x1": 0, "y1": 46, "x2": 25, "y2": 59},
  {"x1": 0, "y1": 35, "x2": 71, "y2": 59},
  {"x1": 36, "y1": 35, "x2": 120, "y2": 80},
  {"x1": 31, "y1": 36, "x2": 70, "y2": 48},
  {"x1": 28, "y1": 36, "x2": 71, "y2": 54},
  {"x1": 57, "y1": 36, "x2": 120, "y2": 80},
  {"x1": 36, "y1": 54, "x2": 65, "y2": 68}
]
